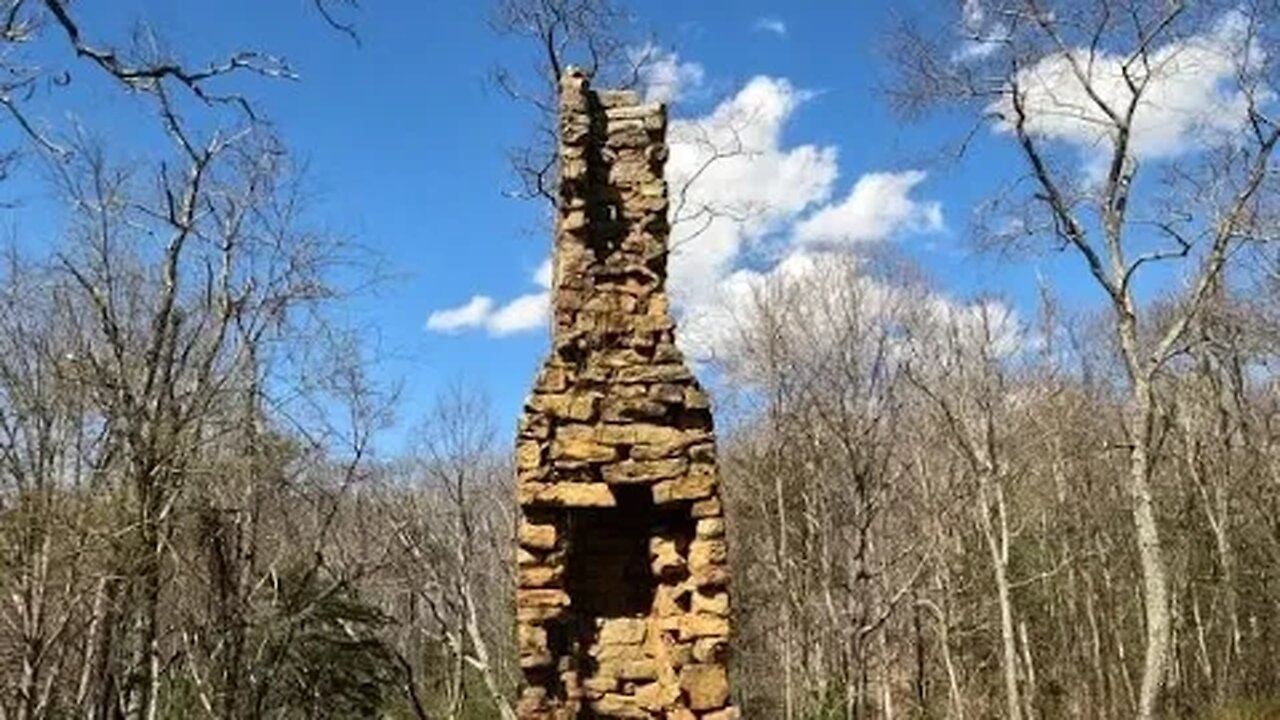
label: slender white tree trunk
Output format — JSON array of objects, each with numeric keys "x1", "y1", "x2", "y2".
[{"x1": 1129, "y1": 383, "x2": 1170, "y2": 720}]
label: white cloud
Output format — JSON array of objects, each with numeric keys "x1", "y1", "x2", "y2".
[
  {"x1": 426, "y1": 295, "x2": 494, "y2": 334},
  {"x1": 679, "y1": 250, "x2": 825, "y2": 362},
  {"x1": 487, "y1": 292, "x2": 550, "y2": 336},
  {"x1": 657, "y1": 77, "x2": 948, "y2": 360},
  {"x1": 633, "y1": 44, "x2": 705, "y2": 104},
  {"x1": 794, "y1": 170, "x2": 943, "y2": 246},
  {"x1": 426, "y1": 259, "x2": 551, "y2": 337},
  {"x1": 666, "y1": 76, "x2": 838, "y2": 308},
  {"x1": 678, "y1": 247, "x2": 1022, "y2": 374},
  {"x1": 752, "y1": 17, "x2": 787, "y2": 37},
  {"x1": 991, "y1": 10, "x2": 1268, "y2": 167}
]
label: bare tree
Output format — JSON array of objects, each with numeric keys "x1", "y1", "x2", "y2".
[
  {"x1": 889, "y1": 2, "x2": 1279, "y2": 716},
  {"x1": 491, "y1": 0, "x2": 651, "y2": 203},
  {"x1": 381, "y1": 384, "x2": 517, "y2": 720}
]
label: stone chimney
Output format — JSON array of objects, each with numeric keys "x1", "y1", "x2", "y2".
[{"x1": 513, "y1": 68, "x2": 736, "y2": 719}]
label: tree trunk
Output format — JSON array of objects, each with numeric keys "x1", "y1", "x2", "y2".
[
  {"x1": 1129, "y1": 383, "x2": 1171, "y2": 720},
  {"x1": 978, "y1": 476, "x2": 1023, "y2": 720}
]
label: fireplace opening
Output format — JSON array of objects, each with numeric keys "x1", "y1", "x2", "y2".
[{"x1": 565, "y1": 485, "x2": 693, "y2": 620}]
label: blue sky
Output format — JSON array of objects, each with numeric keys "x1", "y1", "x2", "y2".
[{"x1": 2, "y1": 1, "x2": 1255, "y2": 455}]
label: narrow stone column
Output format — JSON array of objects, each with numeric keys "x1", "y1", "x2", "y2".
[{"x1": 513, "y1": 68, "x2": 736, "y2": 719}]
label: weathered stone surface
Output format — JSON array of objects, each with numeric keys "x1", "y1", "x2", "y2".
[
  {"x1": 531, "y1": 392, "x2": 599, "y2": 421},
  {"x1": 518, "y1": 565, "x2": 562, "y2": 588},
  {"x1": 653, "y1": 473, "x2": 718, "y2": 504},
  {"x1": 602, "y1": 458, "x2": 688, "y2": 484},
  {"x1": 515, "y1": 68, "x2": 733, "y2": 719},
  {"x1": 650, "y1": 535, "x2": 685, "y2": 577},
  {"x1": 692, "y1": 590, "x2": 730, "y2": 617},
  {"x1": 519, "y1": 625, "x2": 551, "y2": 668},
  {"x1": 516, "y1": 440, "x2": 542, "y2": 470},
  {"x1": 591, "y1": 694, "x2": 648, "y2": 718},
  {"x1": 693, "y1": 637, "x2": 728, "y2": 664},
  {"x1": 690, "y1": 497, "x2": 723, "y2": 518},
  {"x1": 594, "y1": 642, "x2": 647, "y2": 663},
  {"x1": 616, "y1": 364, "x2": 693, "y2": 384},
  {"x1": 582, "y1": 675, "x2": 617, "y2": 695},
  {"x1": 696, "y1": 517, "x2": 725, "y2": 539},
  {"x1": 550, "y1": 434, "x2": 616, "y2": 463},
  {"x1": 602, "y1": 658, "x2": 659, "y2": 682},
  {"x1": 680, "y1": 664, "x2": 730, "y2": 711},
  {"x1": 634, "y1": 680, "x2": 681, "y2": 710},
  {"x1": 519, "y1": 482, "x2": 617, "y2": 508},
  {"x1": 680, "y1": 614, "x2": 730, "y2": 640},
  {"x1": 598, "y1": 618, "x2": 647, "y2": 646},
  {"x1": 601, "y1": 396, "x2": 668, "y2": 421},
  {"x1": 518, "y1": 588, "x2": 570, "y2": 608},
  {"x1": 519, "y1": 522, "x2": 557, "y2": 550}
]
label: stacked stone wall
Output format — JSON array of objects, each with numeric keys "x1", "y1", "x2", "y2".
[{"x1": 513, "y1": 68, "x2": 736, "y2": 719}]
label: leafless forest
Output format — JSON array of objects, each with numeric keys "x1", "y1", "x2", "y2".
[{"x1": 0, "y1": 0, "x2": 1277, "y2": 718}]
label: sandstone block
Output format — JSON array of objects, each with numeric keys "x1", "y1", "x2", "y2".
[
  {"x1": 517, "y1": 588, "x2": 569, "y2": 608},
  {"x1": 603, "y1": 458, "x2": 688, "y2": 484},
  {"x1": 695, "y1": 518, "x2": 725, "y2": 539},
  {"x1": 610, "y1": 658, "x2": 658, "y2": 681},
  {"x1": 518, "y1": 414, "x2": 551, "y2": 440},
  {"x1": 601, "y1": 397, "x2": 668, "y2": 422},
  {"x1": 598, "y1": 617, "x2": 648, "y2": 645},
  {"x1": 591, "y1": 694, "x2": 648, "y2": 719},
  {"x1": 605, "y1": 127, "x2": 650, "y2": 149},
  {"x1": 519, "y1": 565, "x2": 562, "y2": 588},
  {"x1": 517, "y1": 686, "x2": 549, "y2": 716},
  {"x1": 519, "y1": 625, "x2": 551, "y2": 668},
  {"x1": 597, "y1": 422, "x2": 686, "y2": 448},
  {"x1": 632, "y1": 314, "x2": 675, "y2": 333},
  {"x1": 690, "y1": 497, "x2": 723, "y2": 518},
  {"x1": 528, "y1": 483, "x2": 616, "y2": 508},
  {"x1": 519, "y1": 522, "x2": 557, "y2": 550},
  {"x1": 597, "y1": 89, "x2": 640, "y2": 107},
  {"x1": 516, "y1": 440, "x2": 544, "y2": 471},
  {"x1": 650, "y1": 536, "x2": 686, "y2": 577},
  {"x1": 693, "y1": 637, "x2": 728, "y2": 664},
  {"x1": 635, "y1": 680, "x2": 682, "y2": 711},
  {"x1": 604, "y1": 103, "x2": 662, "y2": 120},
  {"x1": 550, "y1": 435, "x2": 616, "y2": 463},
  {"x1": 593, "y1": 642, "x2": 647, "y2": 663},
  {"x1": 680, "y1": 664, "x2": 729, "y2": 711},
  {"x1": 679, "y1": 614, "x2": 729, "y2": 640},
  {"x1": 692, "y1": 590, "x2": 730, "y2": 617},
  {"x1": 689, "y1": 539, "x2": 728, "y2": 567},
  {"x1": 536, "y1": 366, "x2": 567, "y2": 392},
  {"x1": 648, "y1": 383, "x2": 685, "y2": 404},
  {"x1": 652, "y1": 342, "x2": 682, "y2": 363},
  {"x1": 684, "y1": 386, "x2": 712, "y2": 409},
  {"x1": 517, "y1": 604, "x2": 566, "y2": 624},
  {"x1": 532, "y1": 392, "x2": 599, "y2": 421},
  {"x1": 616, "y1": 364, "x2": 693, "y2": 384},
  {"x1": 582, "y1": 675, "x2": 617, "y2": 695},
  {"x1": 688, "y1": 443, "x2": 716, "y2": 463},
  {"x1": 653, "y1": 473, "x2": 717, "y2": 504}
]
